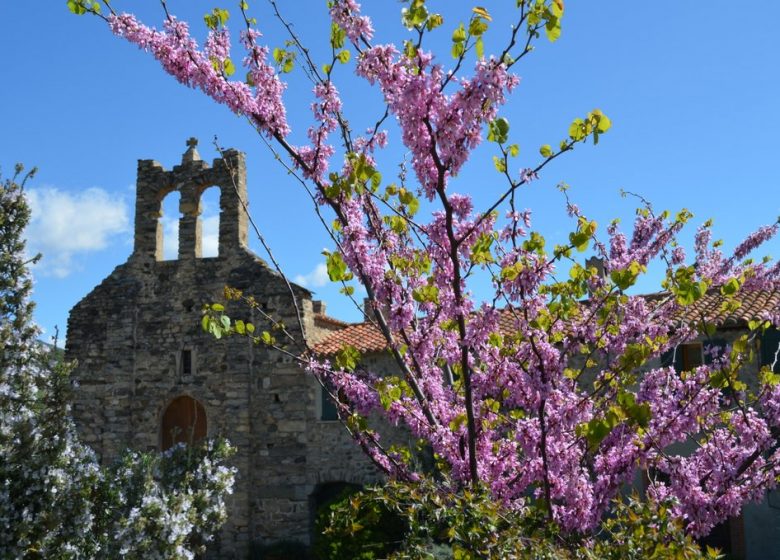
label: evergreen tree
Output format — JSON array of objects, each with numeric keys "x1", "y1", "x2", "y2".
[{"x1": 0, "y1": 167, "x2": 236, "y2": 559}]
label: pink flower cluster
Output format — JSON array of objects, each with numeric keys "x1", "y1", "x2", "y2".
[
  {"x1": 108, "y1": 13, "x2": 289, "y2": 137},
  {"x1": 358, "y1": 46, "x2": 518, "y2": 198},
  {"x1": 329, "y1": 0, "x2": 374, "y2": 43}
]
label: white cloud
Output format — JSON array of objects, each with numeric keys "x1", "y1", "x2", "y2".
[
  {"x1": 202, "y1": 215, "x2": 219, "y2": 257},
  {"x1": 294, "y1": 262, "x2": 329, "y2": 288},
  {"x1": 161, "y1": 215, "x2": 180, "y2": 261},
  {"x1": 161, "y1": 212, "x2": 219, "y2": 259},
  {"x1": 26, "y1": 187, "x2": 130, "y2": 277}
]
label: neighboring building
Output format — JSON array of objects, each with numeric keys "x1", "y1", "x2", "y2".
[
  {"x1": 68, "y1": 141, "x2": 780, "y2": 559},
  {"x1": 314, "y1": 289, "x2": 780, "y2": 560},
  {"x1": 66, "y1": 141, "x2": 380, "y2": 558}
]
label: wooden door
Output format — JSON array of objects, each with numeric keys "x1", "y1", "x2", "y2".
[{"x1": 161, "y1": 395, "x2": 207, "y2": 450}]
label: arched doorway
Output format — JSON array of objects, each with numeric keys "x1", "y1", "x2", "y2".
[{"x1": 160, "y1": 395, "x2": 207, "y2": 450}]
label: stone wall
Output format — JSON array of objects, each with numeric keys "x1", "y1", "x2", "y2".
[{"x1": 67, "y1": 143, "x2": 380, "y2": 558}]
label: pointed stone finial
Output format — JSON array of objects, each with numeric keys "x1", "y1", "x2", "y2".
[{"x1": 182, "y1": 137, "x2": 201, "y2": 163}]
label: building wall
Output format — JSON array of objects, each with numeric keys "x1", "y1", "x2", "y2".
[{"x1": 66, "y1": 146, "x2": 380, "y2": 558}]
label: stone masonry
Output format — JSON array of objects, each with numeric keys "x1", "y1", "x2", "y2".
[{"x1": 67, "y1": 141, "x2": 380, "y2": 558}]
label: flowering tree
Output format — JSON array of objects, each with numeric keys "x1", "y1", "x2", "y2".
[
  {"x1": 67, "y1": 0, "x2": 780, "y2": 556},
  {"x1": 0, "y1": 167, "x2": 236, "y2": 559}
]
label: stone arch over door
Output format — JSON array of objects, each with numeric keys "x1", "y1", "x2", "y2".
[
  {"x1": 160, "y1": 395, "x2": 207, "y2": 450},
  {"x1": 309, "y1": 481, "x2": 363, "y2": 543}
]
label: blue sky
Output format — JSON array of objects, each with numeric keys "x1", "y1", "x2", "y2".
[{"x1": 1, "y1": 2, "x2": 779, "y2": 342}]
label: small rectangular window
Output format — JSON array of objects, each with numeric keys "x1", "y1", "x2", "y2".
[
  {"x1": 181, "y1": 350, "x2": 192, "y2": 376},
  {"x1": 320, "y1": 385, "x2": 339, "y2": 421},
  {"x1": 761, "y1": 328, "x2": 780, "y2": 373},
  {"x1": 681, "y1": 343, "x2": 703, "y2": 371}
]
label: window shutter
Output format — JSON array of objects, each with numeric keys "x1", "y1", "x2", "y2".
[
  {"x1": 761, "y1": 328, "x2": 780, "y2": 373},
  {"x1": 661, "y1": 349, "x2": 675, "y2": 368},
  {"x1": 320, "y1": 386, "x2": 339, "y2": 421}
]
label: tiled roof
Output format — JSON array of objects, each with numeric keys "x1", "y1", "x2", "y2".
[
  {"x1": 674, "y1": 289, "x2": 780, "y2": 326},
  {"x1": 312, "y1": 321, "x2": 386, "y2": 355},
  {"x1": 314, "y1": 314, "x2": 351, "y2": 328},
  {"x1": 312, "y1": 290, "x2": 780, "y2": 356}
]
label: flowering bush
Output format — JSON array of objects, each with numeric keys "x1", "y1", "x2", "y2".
[
  {"x1": 0, "y1": 168, "x2": 235, "y2": 558},
  {"x1": 68, "y1": 0, "x2": 780, "y2": 555}
]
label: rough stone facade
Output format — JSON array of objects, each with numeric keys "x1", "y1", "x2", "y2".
[{"x1": 67, "y1": 141, "x2": 380, "y2": 558}]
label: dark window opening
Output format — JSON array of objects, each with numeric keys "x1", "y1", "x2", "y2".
[
  {"x1": 697, "y1": 515, "x2": 744, "y2": 559},
  {"x1": 320, "y1": 385, "x2": 339, "y2": 421},
  {"x1": 681, "y1": 343, "x2": 703, "y2": 371},
  {"x1": 761, "y1": 327, "x2": 780, "y2": 373},
  {"x1": 181, "y1": 349, "x2": 192, "y2": 376}
]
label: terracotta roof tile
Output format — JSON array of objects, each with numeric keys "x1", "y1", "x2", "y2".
[
  {"x1": 314, "y1": 314, "x2": 351, "y2": 328},
  {"x1": 313, "y1": 322, "x2": 386, "y2": 355},
  {"x1": 312, "y1": 291, "x2": 780, "y2": 356},
  {"x1": 670, "y1": 289, "x2": 780, "y2": 326}
]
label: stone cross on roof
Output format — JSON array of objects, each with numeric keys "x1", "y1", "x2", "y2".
[{"x1": 182, "y1": 136, "x2": 201, "y2": 164}]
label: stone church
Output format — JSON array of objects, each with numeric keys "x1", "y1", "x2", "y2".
[{"x1": 66, "y1": 141, "x2": 381, "y2": 557}]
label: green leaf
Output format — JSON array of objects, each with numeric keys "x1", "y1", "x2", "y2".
[
  {"x1": 335, "y1": 345, "x2": 361, "y2": 371},
  {"x1": 412, "y1": 284, "x2": 439, "y2": 304},
  {"x1": 472, "y1": 6, "x2": 492, "y2": 21},
  {"x1": 336, "y1": 49, "x2": 351, "y2": 64},
  {"x1": 508, "y1": 144, "x2": 520, "y2": 157},
  {"x1": 539, "y1": 144, "x2": 553, "y2": 157},
  {"x1": 592, "y1": 109, "x2": 611, "y2": 133},
  {"x1": 426, "y1": 13, "x2": 444, "y2": 31},
  {"x1": 386, "y1": 215, "x2": 409, "y2": 234},
  {"x1": 223, "y1": 58, "x2": 236, "y2": 76},
  {"x1": 578, "y1": 418, "x2": 611, "y2": 448},
  {"x1": 67, "y1": 0, "x2": 87, "y2": 15},
  {"x1": 487, "y1": 117, "x2": 510, "y2": 143},
  {"x1": 610, "y1": 261, "x2": 643, "y2": 290},
  {"x1": 403, "y1": 40, "x2": 418, "y2": 60},
  {"x1": 451, "y1": 23, "x2": 467, "y2": 43},
  {"x1": 216, "y1": 8, "x2": 230, "y2": 25},
  {"x1": 330, "y1": 22, "x2": 346, "y2": 49},
  {"x1": 325, "y1": 252, "x2": 351, "y2": 282},
  {"x1": 471, "y1": 232, "x2": 495, "y2": 264},
  {"x1": 569, "y1": 232, "x2": 589, "y2": 252},
  {"x1": 468, "y1": 17, "x2": 488, "y2": 37},
  {"x1": 451, "y1": 42, "x2": 465, "y2": 59},
  {"x1": 492, "y1": 155, "x2": 506, "y2": 173},
  {"x1": 379, "y1": 381, "x2": 403, "y2": 410},
  {"x1": 721, "y1": 277, "x2": 740, "y2": 296},
  {"x1": 475, "y1": 36, "x2": 484, "y2": 59},
  {"x1": 201, "y1": 315, "x2": 210, "y2": 332},
  {"x1": 449, "y1": 413, "x2": 467, "y2": 431},
  {"x1": 569, "y1": 118, "x2": 586, "y2": 141}
]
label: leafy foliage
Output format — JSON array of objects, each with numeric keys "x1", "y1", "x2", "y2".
[
  {"x1": 0, "y1": 169, "x2": 236, "y2": 558},
  {"x1": 318, "y1": 479, "x2": 713, "y2": 560}
]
